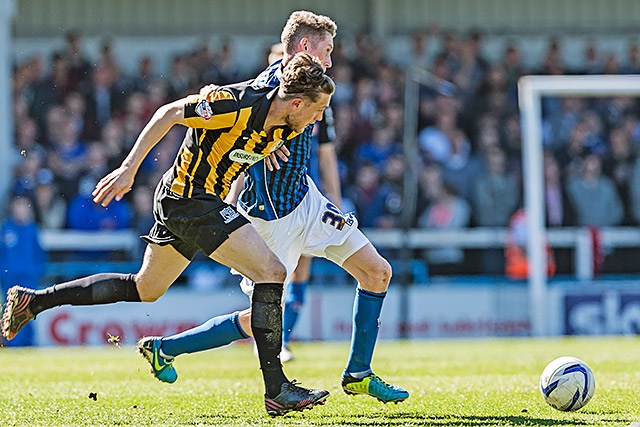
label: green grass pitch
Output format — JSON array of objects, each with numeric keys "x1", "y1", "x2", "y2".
[{"x1": 1, "y1": 337, "x2": 639, "y2": 426}]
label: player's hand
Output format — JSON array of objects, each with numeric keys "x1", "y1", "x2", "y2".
[
  {"x1": 265, "y1": 145, "x2": 290, "y2": 171},
  {"x1": 92, "y1": 166, "x2": 136, "y2": 207}
]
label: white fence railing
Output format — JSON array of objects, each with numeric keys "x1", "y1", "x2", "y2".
[{"x1": 40, "y1": 227, "x2": 640, "y2": 281}]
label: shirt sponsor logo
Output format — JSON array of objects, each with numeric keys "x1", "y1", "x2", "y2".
[
  {"x1": 229, "y1": 149, "x2": 265, "y2": 165},
  {"x1": 195, "y1": 99, "x2": 213, "y2": 120},
  {"x1": 220, "y1": 206, "x2": 240, "y2": 224}
]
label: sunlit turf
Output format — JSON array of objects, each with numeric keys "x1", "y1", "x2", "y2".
[{"x1": 1, "y1": 337, "x2": 639, "y2": 426}]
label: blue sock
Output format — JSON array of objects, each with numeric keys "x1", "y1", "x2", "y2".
[
  {"x1": 160, "y1": 311, "x2": 249, "y2": 358},
  {"x1": 345, "y1": 288, "x2": 386, "y2": 376},
  {"x1": 282, "y1": 281, "x2": 307, "y2": 345}
]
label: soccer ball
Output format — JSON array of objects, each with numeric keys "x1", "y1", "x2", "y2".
[{"x1": 539, "y1": 356, "x2": 595, "y2": 411}]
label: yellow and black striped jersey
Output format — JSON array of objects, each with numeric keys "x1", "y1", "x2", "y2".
[{"x1": 164, "y1": 82, "x2": 300, "y2": 200}]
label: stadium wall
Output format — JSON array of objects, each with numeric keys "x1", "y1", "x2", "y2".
[
  {"x1": 31, "y1": 281, "x2": 640, "y2": 346},
  {"x1": 14, "y1": 0, "x2": 640, "y2": 38}
]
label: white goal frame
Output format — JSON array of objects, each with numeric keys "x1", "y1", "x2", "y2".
[{"x1": 518, "y1": 74, "x2": 640, "y2": 336}]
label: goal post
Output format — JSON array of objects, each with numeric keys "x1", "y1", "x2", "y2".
[{"x1": 518, "y1": 74, "x2": 640, "y2": 336}]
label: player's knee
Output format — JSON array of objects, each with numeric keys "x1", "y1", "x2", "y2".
[
  {"x1": 134, "y1": 275, "x2": 164, "y2": 302},
  {"x1": 361, "y1": 257, "x2": 392, "y2": 293},
  {"x1": 254, "y1": 257, "x2": 287, "y2": 284}
]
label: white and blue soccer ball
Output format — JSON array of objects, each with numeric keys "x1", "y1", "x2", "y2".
[{"x1": 539, "y1": 356, "x2": 595, "y2": 411}]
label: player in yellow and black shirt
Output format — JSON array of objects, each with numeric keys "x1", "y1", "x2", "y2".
[{"x1": 2, "y1": 52, "x2": 335, "y2": 417}]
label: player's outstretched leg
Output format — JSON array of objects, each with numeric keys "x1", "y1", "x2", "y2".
[
  {"x1": 137, "y1": 336, "x2": 178, "y2": 383},
  {"x1": 2, "y1": 273, "x2": 141, "y2": 341},
  {"x1": 2, "y1": 286, "x2": 36, "y2": 340},
  {"x1": 342, "y1": 372, "x2": 409, "y2": 403}
]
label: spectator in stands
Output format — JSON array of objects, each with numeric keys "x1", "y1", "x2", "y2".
[
  {"x1": 80, "y1": 142, "x2": 111, "y2": 188},
  {"x1": 166, "y1": 54, "x2": 197, "y2": 99},
  {"x1": 328, "y1": 62, "x2": 354, "y2": 106},
  {"x1": 214, "y1": 40, "x2": 242, "y2": 85},
  {"x1": 100, "y1": 119, "x2": 128, "y2": 169},
  {"x1": 30, "y1": 53, "x2": 72, "y2": 142},
  {"x1": 452, "y1": 30, "x2": 488, "y2": 102},
  {"x1": 469, "y1": 63, "x2": 513, "y2": 122},
  {"x1": 376, "y1": 61, "x2": 403, "y2": 106},
  {"x1": 539, "y1": 37, "x2": 566, "y2": 75},
  {"x1": 417, "y1": 57, "x2": 458, "y2": 131},
  {"x1": 351, "y1": 75, "x2": 379, "y2": 145},
  {"x1": 381, "y1": 101, "x2": 405, "y2": 143},
  {"x1": 472, "y1": 146, "x2": 520, "y2": 226},
  {"x1": 472, "y1": 146, "x2": 520, "y2": 273},
  {"x1": 417, "y1": 164, "x2": 471, "y2": 275},
  {"x1": 349, "y1": 33, "x2": 382, "y2": 79},
  {"x1": 555, "y1": 115, "x2": 606, "y2": 180},
  {"x1": 629, "y1": 153, "x2": 640, "y2": 224},
  {"x1": 12, "y1": 117, "x2": 46, "y2": 173},
  {"x1": 344, "y1": 162, "x2": 387, "y2": 228},
  {"x1": 566, "y1": 152, "x2": 624, "y2": 227},
  {"x1": 12, "y1": 152, "x2": 44, "y2": 198},
  {"x1": 602, "y1": 126, "x2": 636, "y2": 224},
  {"x1": 32, "y1": 173, "x2": 67, "y2": 230},
  {"x1": 600, "y1": 96, "x2": 637, "y2": 131},
  {"x1": 66, "y1": 176, "x2": 132, "y2": 231},
  {"x1": 62, "y1": 91, "x2": 89, "y2": 141},
  {"x1": 501, "y1": 42, "x2": 525, "y2": 104},
  {"x1": 435, "y1": 31, "x2": 461, "y2": 77},
  {"x1": 407, "y1": 30, "x2": 433, "y2": 70},
  {"x1": 66, "y1": 142, "x2": 132, "y2": 231},
  {"x1": 622, "y1": 114, "x2": 640, "y2": 147},
  {"x1": 375, "y1": 153, "x2": 405, "y2": 229},
  {"x1": 602, "y1": 52, "x2": 620, "y2": 75},
  {"x1": 579, "y1": 39, "x2": 603, "y2": 74},
  {"x1": 418, "y1": 109, "x2": 471, "y2": 167},
  {"x1": 354, "y1": 124, "x2": 400, "y2": 170},
  {"x1": 43, "y1": 104, "x2": 67, "y2": 148},
  {"x1": 130, "y1": 55, "x2": 157, "y2": 93},
  {"x1": 500, "y1": 113, "x2": 523, "y2": 167},
  {"x1": 622, "y1": 41, "x2": 640, "y2": 74},
  {"x1": 60, "y1": 31, "x2": 92, "y2": 91},
  {"x1": 333, "y1": 102, "x2": 358, "y2": 166},
  {"x1": 81, "y1": 64, "x2": 124, "y2": 139},
  {"x1": 118, "y1": 91, "x2": 152, "y2": 147},
  {"x1": 46, "y1": 110, "x2": 89, "y2": 200},
  {"x1": 546, "y1": 97, "x2": 586, "y2": 150},
  {"x1": 98, "y1": 39, "x2": 122, "y2": 82},
  {"x1": 0, "y1": 196, "x2": 45, "y2": 346},
  {"x1": 543, "y1": 151, "x2": 574, "y2": 227},
  {"x1": 146, "y1": 78, "x2": 170, "y2": 118}
]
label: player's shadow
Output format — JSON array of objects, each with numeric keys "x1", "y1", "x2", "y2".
[{"x1": 335, "y1": 413, "x2": 628, "y2": 426}]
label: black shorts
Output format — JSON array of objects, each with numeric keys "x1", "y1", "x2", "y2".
[{"x1": 141, "y1": 182, "x2": 250, "y2": 260}]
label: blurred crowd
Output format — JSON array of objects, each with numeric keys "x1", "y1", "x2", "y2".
[{"x1": 6, "y1": 30, "x2": 640, "y2": 277}]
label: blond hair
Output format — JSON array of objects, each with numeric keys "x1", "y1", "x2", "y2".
[{"x1": 280, "y1": 11, "x2": 337, "y2": 55}]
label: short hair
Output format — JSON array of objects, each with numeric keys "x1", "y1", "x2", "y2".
[
  {"x1": 280, "y1": 11, "x2": 337, "y2": 55},
  {"x1": 280, "y1": 52, "x2": 335, "y2": 102}
]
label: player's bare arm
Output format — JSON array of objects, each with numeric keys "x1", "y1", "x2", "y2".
[{"x1": 92, "y1": 99, "x2": 187, "y2": 207}]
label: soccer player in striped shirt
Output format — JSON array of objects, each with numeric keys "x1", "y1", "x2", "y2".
[
  {"x1": 139, "y1": 11, "x2": 409, "y2": 404},
  {"x1": 3, "y1": 53, "x2": 334, "y2": 417}
]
